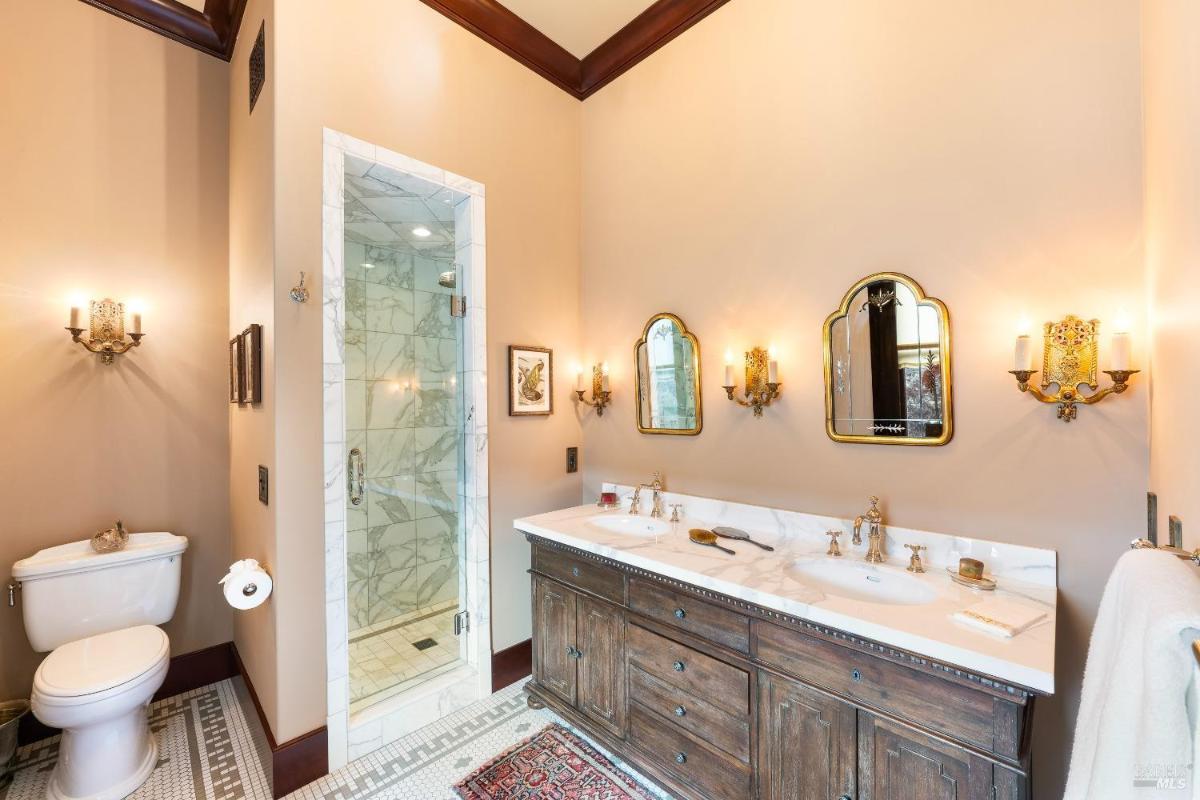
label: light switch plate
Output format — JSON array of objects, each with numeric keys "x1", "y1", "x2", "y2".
[
  {"x1": 566, "y1": 447, "x2": 579, "y2": 474},
  {"x1": 258, "y1": 465, "x2": 269, "y2": 505}
]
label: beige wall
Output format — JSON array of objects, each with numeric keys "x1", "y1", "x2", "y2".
[
  {"x1": 228, "y1": 0, "x2": 281, "y2": 737},
  {"x1": 257, "y1": 0, "x2": 583, "y2": 741},
  {"x1": 0, "y1": 2, "x2": 232, "y2": 699},
  {"x1": 1144, "y1": 0, "x2": 1200, "y2": 554},
  {"x1": 579, "y1": 1, "x2": 1147, "y2": 796}
]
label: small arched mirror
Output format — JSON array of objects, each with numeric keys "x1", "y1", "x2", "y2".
[
  {"x1": 635, "y1": 313, "x2": 702, "y2": 435},
  {"x1": 823, "y1": 273, "x2": 953, "y2": 445}
]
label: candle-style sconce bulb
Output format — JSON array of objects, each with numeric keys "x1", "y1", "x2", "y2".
[
  {"x1": 575, "y1": 363, "x2": 612, "y2": 416},
  {"x1": 1008, "y1": 314, "x2": 1137, "y2": 422},
  {"x1": 65, "y1": 298, "x2": 145, "y2": 365},
  {"x1": 724, "y1": 346, "x2": 781, "y2": 418}
]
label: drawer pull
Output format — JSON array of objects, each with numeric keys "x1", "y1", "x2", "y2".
[
  {"x1": 673, "y1": 607, "x2": 687, "y2": 619},
  {"x1": 672, "y1": 660, "x2": 685, "y2": 672},
  {"x1": 565, "y1": 646, "x2": 583, "y2": 660},
  {"x1": 851, "y1": 668, "x2": 863, "y2": 683},
  {"x1": 674, "y1": 705, "x2": 686, "y2": 717},
  {"x1": 674, "y1": 752, "x2": 687, "y2": 765}
]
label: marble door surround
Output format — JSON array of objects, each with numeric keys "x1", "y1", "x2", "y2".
[{"x1": 322, "y1": 129, "x2": 491, "y2": 769}]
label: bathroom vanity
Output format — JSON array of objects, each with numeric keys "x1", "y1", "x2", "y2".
[{"x1": 515, "y1": 489, "x2": 1056, "y2": 800}]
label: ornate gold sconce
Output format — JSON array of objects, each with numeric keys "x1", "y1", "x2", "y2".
[
  {"x1": 1008, "y1": 315, "x2": 1137, "y2": 422},
  {"x1": 66, "y1": 298, "x2": 146, "y2": 365},
  {"x1": 575, "y1": 363, "x2": 612, "y2": 416},
  {"x1": 723, "y1": 347, "x2": 780, "y2": 418}
]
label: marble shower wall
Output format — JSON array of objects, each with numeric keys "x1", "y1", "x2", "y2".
[{"x1": 344, "y1": 236, "x2": 462, "y2": 633}]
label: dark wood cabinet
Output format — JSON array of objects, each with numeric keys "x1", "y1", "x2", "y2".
[
  {"x1": 525, "y1": 537, "x2": 1039, "y2": 800},
  {"x1": 859, "y1": 713, "x2": 996, "y2": 800},
  {"x1": 531, "y1": 574, "x2": 627, "y2": 737},
  {"x1": 757, "y1": 671, "x2": 857, "y2": 800}
]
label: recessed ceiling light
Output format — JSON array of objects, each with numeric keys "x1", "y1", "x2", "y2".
[
  {"x1": 361, "y1": 263, "x2": 375, "y2": 270},
  {"x1": 412, "y1": 226, "x2": 432, "y2": 238}
]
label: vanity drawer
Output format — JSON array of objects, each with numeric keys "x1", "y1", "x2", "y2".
[
  {"x1": 533, "y1": 545, "x2": 625, "y2": 604},
  {"x1": 626, "y1": 624, "x2": 749, "y2": 718},
  {"x1": 629, "y1": 666, "x2": 750, "y2": 762},
  {"x1": 629, "y1": 704, "x2": 752, "y2": 800},
  {"x1": 755, "y1": 621, "x2": 1020, "y2": 757},
  {"x1": 629, "y1": 578, "x2": 750, "y2": 653}
]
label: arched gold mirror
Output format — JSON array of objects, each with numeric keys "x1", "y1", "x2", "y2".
[
  {"x1": 635, "y1": 313, "x2": 702, "y2": 435},
  {"x1": 823, "y1": 273, "x2": 953, "y2": 445}
]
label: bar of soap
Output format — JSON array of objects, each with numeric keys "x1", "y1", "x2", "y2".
[{"x1": 958, "y1": 558, "x2": 985, "y2": 580}]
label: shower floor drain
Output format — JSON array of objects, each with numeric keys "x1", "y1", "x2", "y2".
[{"x1": 412, "y1": 638, "x2": 438, "y2": 651}]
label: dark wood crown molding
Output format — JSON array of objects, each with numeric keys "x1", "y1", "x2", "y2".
[
  {"x1": 421, "y1": 0, "x2": 733, "y2": 100},
  {"x1": 78, "y1": 0, "x2": 248, "y2": 61}
]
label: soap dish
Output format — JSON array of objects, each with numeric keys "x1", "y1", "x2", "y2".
[{"x1": 946, "y1": 568, "x2": 997, "y2": 591}]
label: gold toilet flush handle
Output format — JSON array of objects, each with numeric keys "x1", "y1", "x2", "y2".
[{"x1": 904, "y1": 544, "x2": 927, "y2": 573}]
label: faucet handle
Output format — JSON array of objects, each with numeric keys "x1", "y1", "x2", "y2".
[
  {"x1": 669, "y1": 504, "x2": 683, "y2": 523},
  {"x1": 826, "y1": 530, "x2": 843, "y2": 557},
  {"x1": 904, "y1": 543, "x2": 927, "y2": 573}
]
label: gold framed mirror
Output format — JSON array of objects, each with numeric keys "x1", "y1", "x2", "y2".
[
  {"x1": 823, "y1": 273, "x2": 953, "y2": 446},
  {"x1": 635, "y1": 312, "x2": 702, "y2": 435}
]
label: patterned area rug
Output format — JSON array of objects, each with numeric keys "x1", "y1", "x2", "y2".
[{"x1": 454, "y1": 723, "x2": 656, "y2": 800}]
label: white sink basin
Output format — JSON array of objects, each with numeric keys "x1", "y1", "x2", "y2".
[
  {"x1": 588, "y1": 515, "x2": 671, "y2": 537},
  {"x1": 789, "y1": 558, "x2": 937, "y2": 605}
]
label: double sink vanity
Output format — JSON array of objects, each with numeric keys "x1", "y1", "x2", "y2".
[{"x1": 515, "y1": 485, "x2": 1056, "y2": 800}]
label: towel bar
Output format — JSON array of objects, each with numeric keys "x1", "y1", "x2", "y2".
[{"x1": 1130, "y1": 538, "x2": 1200, "y2": 565}]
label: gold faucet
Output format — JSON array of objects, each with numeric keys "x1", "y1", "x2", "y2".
[
  {"x1": 853, "y1": 496, "x2": 886, "y2": 563},
  {"x1": 629, "y1": 472, "x2": 667, "y2": 517}
]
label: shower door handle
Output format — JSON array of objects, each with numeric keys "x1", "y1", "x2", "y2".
[{"x1": 348, "y1": 448, "x2": 365, "y2": 506}]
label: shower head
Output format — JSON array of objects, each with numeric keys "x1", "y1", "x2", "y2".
[{"x1": 438, "y1": 270, "x2": 457, "y2": 289}]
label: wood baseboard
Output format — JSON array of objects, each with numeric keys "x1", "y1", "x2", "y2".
[
  {"x1": 491, "y1": 638, "x2": 533, "y2": 693},
  {"x1": 232, "y1": 645, "x2": 329, "y2": 798},
  {"x1": 17, "y1": 640, "x2": 241, "y2": 746}
]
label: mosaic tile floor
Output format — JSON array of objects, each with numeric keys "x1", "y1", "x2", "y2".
[
  {"x1": 1, "y1": 679, "x2": 669, "y2": 800},
  {"x1": 350, "y1": 605, "x2": 463, "y2": 714}
]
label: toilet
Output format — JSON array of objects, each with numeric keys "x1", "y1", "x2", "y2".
[{"x1": 12, "y1": 532, "x2": 188, "y2": 800}]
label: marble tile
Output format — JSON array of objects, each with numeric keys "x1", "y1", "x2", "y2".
[
  {"x1": 416, "y1": 558, "x2": 458, "y2": 607},
  {"x1": 366, "y1": 475, "x2": 417, "y2": 527},
  {"x1": 414, "y1": 427, "x2": 458, "y2": 473},
  {"x1": 323, "y1": 143, "x2": 345, "y2": 210},
  {"x1": 414, "y1": 290, "x2": 456, "y2": 338},
  {"x1": 323, "y1": 364, "x2": 344, "y2": 445},
  {"x1": 366, "y1": 428, "x2": 414, "y2": 477},
  {"x1": 414, "y1": 256, "x2": 455, "y2": 295},
  {"x1": 464, "y1": 243, "x2": 487, "y2": 311},
  {"x1": 366, "y1": 332, "x2": 415, "y2": 381},
  {"x1": 345, "y1": 329, "x2": 367, "y2": 381},
  {"x1": 365, "y1": 282, "x2": 414, "y2": 334},
  {"x1": 413, "y1": 470, "x2": 457, "y2": 522},
  {"x1": 371, "y1": 521, "x2": 418, "y2": 573},
  {"x1": 359, "y1": 244, "x2": 416, "y2": 289},
  {"x1": 366, "y1": 379, "x2": 415, "y2": 429},
  {"x1": 344, "y1": 196, "x2": 376, "y2": 223},
  {"x1": 347, "y1": 579, "x2": 370, "y2": 630},
  {"x1": 414, "y1": 386, "x2": 457, "y2": 428},
  {"x1": 348, "y1": 530, "x2": 372, "y2": 579},
  {"x1": 345, "y1": 279, "x2": 367, "y2": 331},
  {"x1": 369, "y1": 569, "x2": 419, "y2": 623},
  {"x1": 417, "y1": 515, "x2": 458, "y2": 565},
  {"x1": 416, "y1": 335, "x2": 458, "y2": 378},
  {"x1": 324, "y1": 128, "x2": 376, "y2": 160},
  {"x1": 325, "y1": 521, "x2": 347, "y2": 603},
  {"x1": 324, "y1": 444, "x2": 345, "y2": 525}
]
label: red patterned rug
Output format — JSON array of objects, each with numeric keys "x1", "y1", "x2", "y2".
[{"x1": 454, "y1": 723, "x2": 657, "y2": 800}]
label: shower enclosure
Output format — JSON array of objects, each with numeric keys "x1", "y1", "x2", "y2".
[{"x1": 322, "y1": 130, "x2": 490, "y2": 768}]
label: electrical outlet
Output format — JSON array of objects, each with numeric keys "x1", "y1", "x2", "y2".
[
  {"x1": 566, "y1": 447, "x2": 579, "y2": 474},
  {"x1": 258, "y1": 465, "x2": 269, "y2": 505}
]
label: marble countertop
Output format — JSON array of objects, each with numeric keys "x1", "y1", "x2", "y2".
[{"x1": 515, "y1": 495, "x2": 1056, "y2": 694}]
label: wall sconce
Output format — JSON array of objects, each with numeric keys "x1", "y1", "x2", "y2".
[
  {"x1": 575, "y1": 363, "x2": 612, "y2": 416},
  {"x1": 723, "y1": 347, "x2": 780, "y2": 418},
  {"x1": 66, "y1": 298, "x2": 145, "y2": 365},
  {"x1": 1008, "y1": 314, "x2": 1138, "y2": 422}
]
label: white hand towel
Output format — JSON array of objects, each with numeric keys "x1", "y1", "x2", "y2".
[
  {"x1": 951, "y1": 597, "x2": 1048, "y2": 638},
  {"x1": 1064, "y1": 548, "x2": 1200, "y2": 800}
]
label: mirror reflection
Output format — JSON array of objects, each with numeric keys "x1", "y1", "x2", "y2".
[
  {"x1": 825, "y1": 274, "x2": 952, "y2": 445},
  {"x1": 635, "y1": 313, "x2": 702, "y2": 435}
]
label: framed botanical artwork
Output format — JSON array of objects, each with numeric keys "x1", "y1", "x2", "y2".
[
  {"x1": 229, "y1": 336, "x2": 243, "y2": 404},
  {"x1": 509, "y1": 345, "x2": 553, "y2": 416},
  {"x1": 242, "y1": 324, "x2": 263, "y2": 404}
]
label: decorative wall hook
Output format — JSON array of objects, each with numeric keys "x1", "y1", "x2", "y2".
[
  {"x1": 1009, "y1": 315, "x2": 1138, "y2": 422},
  {"x1": 723, "y1": 347, "x2": 780, "y2": 418},
  {"x1": 575, "y1": 364, "x2": 612, "y2": 416},
  {"x1": 289, "y1": 272, "x2": 310, "y2": 303},
  {"x1": 66, "y1": 298, "x2": 145, "y2": 365}
]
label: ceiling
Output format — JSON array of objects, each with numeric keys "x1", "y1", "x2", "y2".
[{"x1": 500, "y1": 0, "x2": 657, "y2": 58}]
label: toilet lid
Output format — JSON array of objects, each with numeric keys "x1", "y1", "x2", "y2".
[{"x1": 35, "y1": 626, "x2": 169, "y2": 698}]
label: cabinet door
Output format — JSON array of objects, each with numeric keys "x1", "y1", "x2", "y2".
[
  {"x1": 576, "y1": 595, "x2": 628, "y2": 738},
  {"x1": 859, "y1": 713, "x2": 994, "y2": 800},
  {"x1": 757, "y1": 671, "x2": 856, "y2": 800},
  {"x1": 532, "y1": 576, "x2": 577, "y2": 705}
]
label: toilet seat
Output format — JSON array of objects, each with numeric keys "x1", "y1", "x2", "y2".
[{"x1": 34, "y1": 625, "x2": 169, "y2": 704}]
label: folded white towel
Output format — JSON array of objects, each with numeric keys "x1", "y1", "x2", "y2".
[
  {"x1": 951, "y1": 597, "x2": 1048, "y2": 638},
  {"x1": 1064, "y1": 548, "x2": 1200, "y2": 800}
]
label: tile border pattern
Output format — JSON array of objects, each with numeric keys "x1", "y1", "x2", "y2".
[{"x1": 322, "y1": 128, "x2": 491, "y2": 770}]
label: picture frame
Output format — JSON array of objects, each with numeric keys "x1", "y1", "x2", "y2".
[
  {"x1": 229, "y1": 336, "x2": 244, "y2": 404},
  {"x1": 509, "y1": 345, "x2": 553, "y2": 416},
  {"x1": 242, "y1": 324, "x2": 263, "y2": 404}
]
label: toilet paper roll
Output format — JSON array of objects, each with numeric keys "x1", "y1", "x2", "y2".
[{"x1": 219, "y1": 559, "x2": 273, "y2": 610}]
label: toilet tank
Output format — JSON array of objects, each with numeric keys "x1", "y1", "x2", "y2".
[{"x1": 12, "y1": 532, "x2": 188, "y2": 652}]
